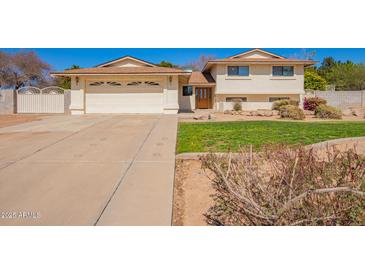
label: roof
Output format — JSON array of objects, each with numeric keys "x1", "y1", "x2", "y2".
[
  {"x1": 188, "y1": 72, "x2": 215, "y2": 85},
  {"x1": 228, "y1": 48, "x2": 285, "y2": 59},
  {"x1": 51, "y1": 66, "x2": 189, "y2": 76},
  {"x1": 206, "y1": 58, "x2": 316, "y2": 64},
  {"x1": 202, "y1": 48, "x2": 317, "y2": 72},
  {"x1": 96, "y1": 55, "x2": 156, "y2": 68}
]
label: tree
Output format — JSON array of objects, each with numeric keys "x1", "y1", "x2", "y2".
[
  {"x1": 290, "y1": 49, "x2": 317, "y2": 60},
  {"x1": 0, "y1": 50, "x2": 51, "y2": 90},
  {"x1": 304, "y1": 69, "x2": 327, "y2": 91},
  {"x1": 317, "y1": 57, "x2": 365, "y2": 91},
  {"x1": 183, "y1": 54, "x2": 216, "y2": 71},
  {"x1": 158, "y1": 61, "x2": 178, "y2": 68},
  {"x1": 55, "y1": 64, "x2": 80, "y2": 89}
]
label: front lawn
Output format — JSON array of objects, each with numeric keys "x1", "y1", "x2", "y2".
[{"x1": 177, "y1": 121, "x2": 365, "y2": 153}]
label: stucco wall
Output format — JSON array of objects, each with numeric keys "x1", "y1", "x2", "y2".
[
  {"x1": 215, "y1": 94, "x2": 301, "y2": 112},
  {"x1": 213, "y1": 64, "x2": 305, "y2": 94}
]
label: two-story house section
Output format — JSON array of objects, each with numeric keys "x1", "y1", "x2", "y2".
[{"x1": 200, "y1": 48, "x2": 316, "y2": 111}]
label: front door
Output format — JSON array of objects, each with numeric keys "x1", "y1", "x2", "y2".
[{"x1": 196, "y1": 87, "x2": 212, "y2": 109}]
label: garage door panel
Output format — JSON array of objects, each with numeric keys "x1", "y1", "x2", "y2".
[
  {"x1": 86, "y1": 93, "x2": 163, "y2": 114},
  {"x1": 85, "y1": 80, "x2": 164, "y2": 114}
]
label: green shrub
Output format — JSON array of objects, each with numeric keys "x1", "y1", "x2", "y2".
[
  {"x1": 233, "y1": 102, "x2": 242, "y2": 111},
  {"x1": 279, "y1": 105, "x2": 305, "y2": 120},
  {"x1": 315, "y1": 104, "x2": 342, "y2": 119},
  {"x1": 272, "y1": 99, "x2": 299, "y2": 110},
  {"x1": 304, "y1": 97, "x2": 327, "y2": 111}
]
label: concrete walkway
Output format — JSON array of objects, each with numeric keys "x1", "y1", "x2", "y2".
[{"x1": 0, "y1": 114, "x2": 177, "y2": 226}]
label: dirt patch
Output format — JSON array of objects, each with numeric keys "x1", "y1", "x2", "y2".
[
  {"x1": 172, "y1": 159, "x2": 214, "y2": 226},
  {"x1": 173, "y1": 139, "x2": 365, "y2": 226},
  {"x1": 0, "y1": 115, "x2": 46, "y2": 128}
]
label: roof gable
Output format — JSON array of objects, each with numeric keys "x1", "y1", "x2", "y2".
[
  {"x1": 229, "y1": 49, "x2": 285, "y2": 59},
  {"x1": 96, "y1": 56, "x2": 157, "y2": 68}
]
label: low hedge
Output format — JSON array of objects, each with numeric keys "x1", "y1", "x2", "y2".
[
  {"x1": 314, "y1": 104, "x2": 342, "y2": 119},
  {"x1": 279, "y1": 105, "x2": 305, "y2": 120},
  {"x1": 272, "y1": 99, "x2": 299, "y2": 110}
]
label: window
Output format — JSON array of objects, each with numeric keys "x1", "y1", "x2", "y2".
[
  {"x1": 183, "y1": 86, "x2": 193, "y2": 96},
  {"x1": 89, "y1": 81, "x2": 104, "y2": 86},
  {"x1": 272, "y1": 66, "x2": 294, "y2": 76},
  {"x1": 145, "y1": 81, "x2": 159, "y2": 86},
  {"x1": 106, "y1": 81, "x2": 122, "y2": 86},
  {"x1": 227, "y1": 66, "x2": 249, "y2": 76},
  {"x1": 127, "y1": 81, "x2": 142, "y2": 86},
  {"x1": 226, "y1": 97, "x2": 247, "y2": 102},
  {"x1": 269, "y1": 97, "x2": 290, "y2": 102}
]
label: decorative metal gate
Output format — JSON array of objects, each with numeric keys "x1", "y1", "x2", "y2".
[{"x1": 16, "y1": 86, "x2": 65, "y2": 113}]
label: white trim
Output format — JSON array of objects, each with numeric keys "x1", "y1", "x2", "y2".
[
  {"x1": 229, "y1": 48, "x2": 285, "y2": 59},
  {"x1": 51, "y1": 73, "x2": 190, "y2": 77},
  {"x1": 97, "y1": 56, "x2": 157, "y2": 68}
]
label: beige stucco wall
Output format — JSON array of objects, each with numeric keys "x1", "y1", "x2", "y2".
[
  {"x1": 213, "y1": 64, "x2": 305, "y2": 94},
  {"x1": 215, "y1": 94, "x2": 301, "y2": 111},
  {"x1": 178, "y1": 76, "x2": 196, "y2": 111},
  {"x1": 215, "y1": 94, "x2": 300, "y2": 102}
]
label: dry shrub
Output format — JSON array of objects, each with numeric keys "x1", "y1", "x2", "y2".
[
  {"x1": 233, "y1": 102, "x2": 242, "y2": 111},
  {"x1": 272, "y1": 99, "x2": 299, "y2": 110},
  {"x1": 279, "y1": 105, "x2": 305, "y2": 120},
  {"x1": 201, "y1": 145, "x2": 365, "y2": 226},
  {"x1": 315, "y1": 104, "x2": 342, "y2": 119}
]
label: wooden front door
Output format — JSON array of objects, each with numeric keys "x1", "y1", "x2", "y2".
[{"x1": 196, "y1": 87, "x2": 212, "y2": 109}]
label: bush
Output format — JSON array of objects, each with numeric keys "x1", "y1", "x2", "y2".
[
  {"x1": 272, "y1": 99, "x2": 299, "y2": 110},
  {"x1": 202, "y1": 145, "x2": 365, "y2": 226},
  {"x1": 315, "y1": 104, "x2": 342, "y2": 119},
  {"x1": 304, "y1": 97, "x2": 327, "y2": 111},
  {"x1": 233, "y1": 102, "x2": 242, "y2": 111},
  {"x1": 304, "y1": 69, "x2": 327, "y2": 91},
  {"x1": 279, "y1": 105, "x2": 305, "y2": 120}
]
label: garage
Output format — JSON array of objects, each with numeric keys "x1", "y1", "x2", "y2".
[{"x1": 85, "y1": 80, "x2": 164, "y2": 114}]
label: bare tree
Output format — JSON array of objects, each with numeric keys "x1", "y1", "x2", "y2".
[
  {"x1": 0, "y1": 50, "x2": 51, "y2": 90},
  {"x1": 289, "y1": 48, "x2": 317, "y2": 60},
  {"x1": 183, "y1": 54, "x2": 216, "y2": 71}
]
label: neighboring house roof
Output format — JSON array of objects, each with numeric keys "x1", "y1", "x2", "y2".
[
  {"x1": 96, "y1": 55, "x2": 157, "y2": 67},
  {"x1": 188, "y1": 72, "x2": 215, "y2": 85},
  {"x1": 51, "y1": 66, "x2": 190, "y2": 76}
]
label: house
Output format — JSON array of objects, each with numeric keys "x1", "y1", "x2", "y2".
[{"x1": 51, "y1": 49, "x2": 316, "y2": 114}]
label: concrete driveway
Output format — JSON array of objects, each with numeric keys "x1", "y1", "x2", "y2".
[{"x1": 0, "y1": 114, "x2": 177, "y2": 226}]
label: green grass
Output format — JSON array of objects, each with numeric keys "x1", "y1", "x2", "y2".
[{"x1": 177, "y1": 121, "x2": 365, "y2": 153}]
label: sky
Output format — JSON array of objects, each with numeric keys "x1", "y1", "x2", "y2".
[{"x1": 1, "y1": 48, "x2": 365, "y2": 71}]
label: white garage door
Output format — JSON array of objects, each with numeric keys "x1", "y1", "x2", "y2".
[{"x1": 86, "y1": 80, "x2": 164, "y2": 114}]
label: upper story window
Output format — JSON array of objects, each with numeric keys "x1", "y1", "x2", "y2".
[
  {"x1": 227, "y1": 66, "x2": 249, "y2": 76},
  {"x1": 272, "y1": 66, "x2": 294, "y2": 76}
]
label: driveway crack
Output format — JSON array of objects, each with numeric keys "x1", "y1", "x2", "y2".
[{"x1": 93, "y1": 116, "x2": 161, "y2": 226}]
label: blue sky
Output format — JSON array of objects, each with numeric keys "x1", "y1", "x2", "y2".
[{"x1": 1, "y1": 48, "x2": 364, "y2": 70}]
